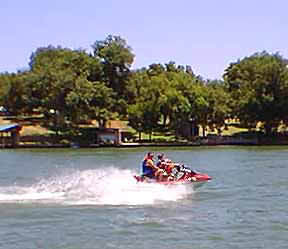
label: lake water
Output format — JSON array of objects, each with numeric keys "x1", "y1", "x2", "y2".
[{"x1": 0, "y1": 146, "x2": 287, "y2": 249}]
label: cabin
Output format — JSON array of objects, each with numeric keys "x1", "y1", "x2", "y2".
[
  {"x1": 0, "y1": 123, "x2": 22, "y2": 148},
  {"x1": 100, "y1": 120, "x2": 133, "y2": 144},
  {"x1": 96, "y1": 128, "x2": 121, "y2": 145}
]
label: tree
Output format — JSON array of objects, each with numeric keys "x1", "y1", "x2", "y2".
[
  {"x1": 128, "y1": 101, "x2": 160, "y2": 141},
  {"x1": 224, "y1": 51, "x2": 288, "y2": 134},
  {"x1": 66, "y1": 79, "x2": 115, "y2": 128},
  {"x1": 0, "y1": 73, "x2": 12, "y2": 106},
  {"x1": 127, "y1": 71, "x2": 162, "y2": 140},
  {"x1": 127, "y1": 64, "x2": 195, "y2": 139},
  {"x1": 147, "y1": 63, "x2": 165, "y2": 76},
  {"x1": 92, "y1": 35, "x2": 135, "y2": 101},
  {"x1": 205, "y1": 80, "x2": 231, "y2": 134},
  {"x1": 0, "y1": 72, "x2": 30, "y2": 115},
  {"x1": 28, "y1": 45, "x2": 113, "y2": 133}
]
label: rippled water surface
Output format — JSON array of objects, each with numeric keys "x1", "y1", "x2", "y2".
[{"x1": 0, "y1": 146, "x2": 288, "y2": 249}]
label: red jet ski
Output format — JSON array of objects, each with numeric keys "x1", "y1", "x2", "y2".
[{"x1": 134, "y1": 165, "x2": 212, "y2": 188}]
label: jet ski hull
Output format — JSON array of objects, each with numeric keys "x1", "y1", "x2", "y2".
[{"x1": 134, "y1": 172, "x2": 211, "y2": 188}]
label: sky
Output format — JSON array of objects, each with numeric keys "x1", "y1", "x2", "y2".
[{"x1": 1, "y1": 0, "x2": 287, "y2": 79}]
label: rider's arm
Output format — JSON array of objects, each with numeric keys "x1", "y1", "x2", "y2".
[{"x1": 146, "y1": 159, "x2": 159, "y2": 171}]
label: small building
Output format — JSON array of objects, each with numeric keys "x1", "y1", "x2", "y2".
[
  {"x1": 0, "y1": 124, "x2": 22, "y2": 148},
  {"x1": 104, "y1": 120, "x2": 133, "y2": 144},
  {"x1": 0, "y1": 106, "x2": 9, "y2": 116},
  {"x1": 96, "y1": 128, "x2": 121, "y2": 145}
]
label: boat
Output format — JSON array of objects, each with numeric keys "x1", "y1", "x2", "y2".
[{"x1": 134, "y1": 165, "x2": 211, "y2": 188}]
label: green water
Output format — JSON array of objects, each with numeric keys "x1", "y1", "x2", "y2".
[{"x1": 0, "y1": 146, "x2": 287, "y2": 248}]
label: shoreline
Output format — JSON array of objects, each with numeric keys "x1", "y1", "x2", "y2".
[
  {"x1": 2, "y1": 117, "x2": 288, "y2": 149},
  {"x1": 2, "y1": 140, "x2": 288, "y2": 149}
]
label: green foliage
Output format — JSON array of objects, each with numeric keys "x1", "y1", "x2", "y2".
[
  {"x1": 0, "y1": 73, "x2": 10, "y2": 105},
  {"x1": 128, "y1": 64, "x2": 203, "y2": 138},
  {"x1": 127, "y1": 71, "x2": 162, "y2": 139},
  {"x1": 224, "y1": 51, "x2": 288, "y2": 134},
  {"x1": 126, "y1": 62, "x2": 232, "y2": 139},
  {"x1": 0, "y1": 71, "x2": 30, "y2": 115},
  {"x1": 26, "y1": 45, "x2": 116, "y2": 133},
  {"x1": 92, "y1": 35, "x2": 134, "y2": 99},
  {"x1": 2, "y1": 36, "x2": 288, "y2": 141},
  {"x1": 205, "y1": 80, "x2": 232, "y2": 133}
]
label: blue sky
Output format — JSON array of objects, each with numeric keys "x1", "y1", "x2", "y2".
[{"x1": 1, "y1": 0, "x2": 287, "y2": 79}]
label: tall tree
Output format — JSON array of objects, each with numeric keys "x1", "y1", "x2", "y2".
[
  {"x1": 127, "y1": 64, "x2": 196, "y2": 139},
  {"x1": 28, "y1": 45, "x2": 114, "y2": 132},
  {"x1": 205, "y1": 80, "x2": 231, "y2": 134},
  {"x1": 224, "y1": 51, "x2": 288, "y2": 134},
  {"x1": 92, "y1": 35, "x2": 135, "y2": 104},
  {"x1": 65, "y1": 78, "x2": 115, "y2": 128},
  {"x1": 127, "y1": 72, "x2": 162, "y2": 140},
  {"x1": 0, "y1": 73, "x2": 12, "y2": 106},
  {"x1": 0, "y1": 72, "x2": 30, "y2": 115}
]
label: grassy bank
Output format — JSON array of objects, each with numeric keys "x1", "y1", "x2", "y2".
[{"x1": 2, "y1": 115, "x2": 288, "y2": 147}]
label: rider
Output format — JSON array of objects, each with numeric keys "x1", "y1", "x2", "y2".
[
  {"x1": 156, "y1": 153, "x2": 165, "y2": 168},
  {"x1": 155, "y1": 153, "x2": 196, "y2": 181},
  {"x1": 156, "y1": 153, "x2": 176, "y2": 180},
  {"x1": 142, "y1": 152, "x2": 166, "y2": 180}
]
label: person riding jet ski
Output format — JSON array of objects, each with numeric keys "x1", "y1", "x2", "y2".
[
  {"x1": 135, "y1": 152, "x2": 211, "y2": 185},
  {"x1": 156, "y1": 153, "x2": 197, "y2": 180},
  {"x1": 141, "y1": 152, "x2": 166, "y2": 181}
]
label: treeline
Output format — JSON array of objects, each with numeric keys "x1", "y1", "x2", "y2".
[{"x1": 1, "y1": 35, "x2": 288, "y2": 139}]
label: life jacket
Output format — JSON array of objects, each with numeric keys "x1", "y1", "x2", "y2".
[
  {"x1": 156, "y1": 159, "x2": 165, "y2": 169},
  {"x1": 141, "y1": 157, "x2": 154, "y2": 176},
  {"x1": 164, "y1": 162, "x2": 175, "y2": 174}
]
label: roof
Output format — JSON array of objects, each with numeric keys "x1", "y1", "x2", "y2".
[
  {"x1": 0, "y1": 123, "x2": 21, "y2": 132},
  {"x1": 107, "y1": 120, "x2": 131, "y2": 132},
  {"x1": 0, "y1": 106, "x2": 7, "y2": 112}
]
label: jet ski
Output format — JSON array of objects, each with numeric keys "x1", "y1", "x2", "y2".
[{"x1": 134, "y1": 164, "x2": 211, "y2": 188}]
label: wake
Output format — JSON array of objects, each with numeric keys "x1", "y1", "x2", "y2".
[{"x1": 0, "y1": 168, "x2": 194, "y2": 206}]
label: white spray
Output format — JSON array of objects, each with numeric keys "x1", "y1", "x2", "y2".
[{"x1": 0, "y1": 167, "x2": 194, "y2": 205}]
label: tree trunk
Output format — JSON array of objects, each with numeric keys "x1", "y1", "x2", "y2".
[
  {"x1": 264, "y1": 123, "x2": 272, "y2": 135},
  {"x1": 202, "y1": 125, "x2": 206, "y2": 137},
  {"x1": 98, "y1": 119, "x2": 107, "y2": 129},
  {"x1": 163, "y1": 114, "x2": 168, "y2": 127}
]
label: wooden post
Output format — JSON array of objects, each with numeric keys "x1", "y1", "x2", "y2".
[
  {"x1": 11, "y1": 130, "x2": 20, "y2": 148},
  {"x1": 1, "y1": 133, "x2": 3, "y2": 149},
  {"x1": 117, "y1": 129, "x2": 122, "y2": 145}
]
